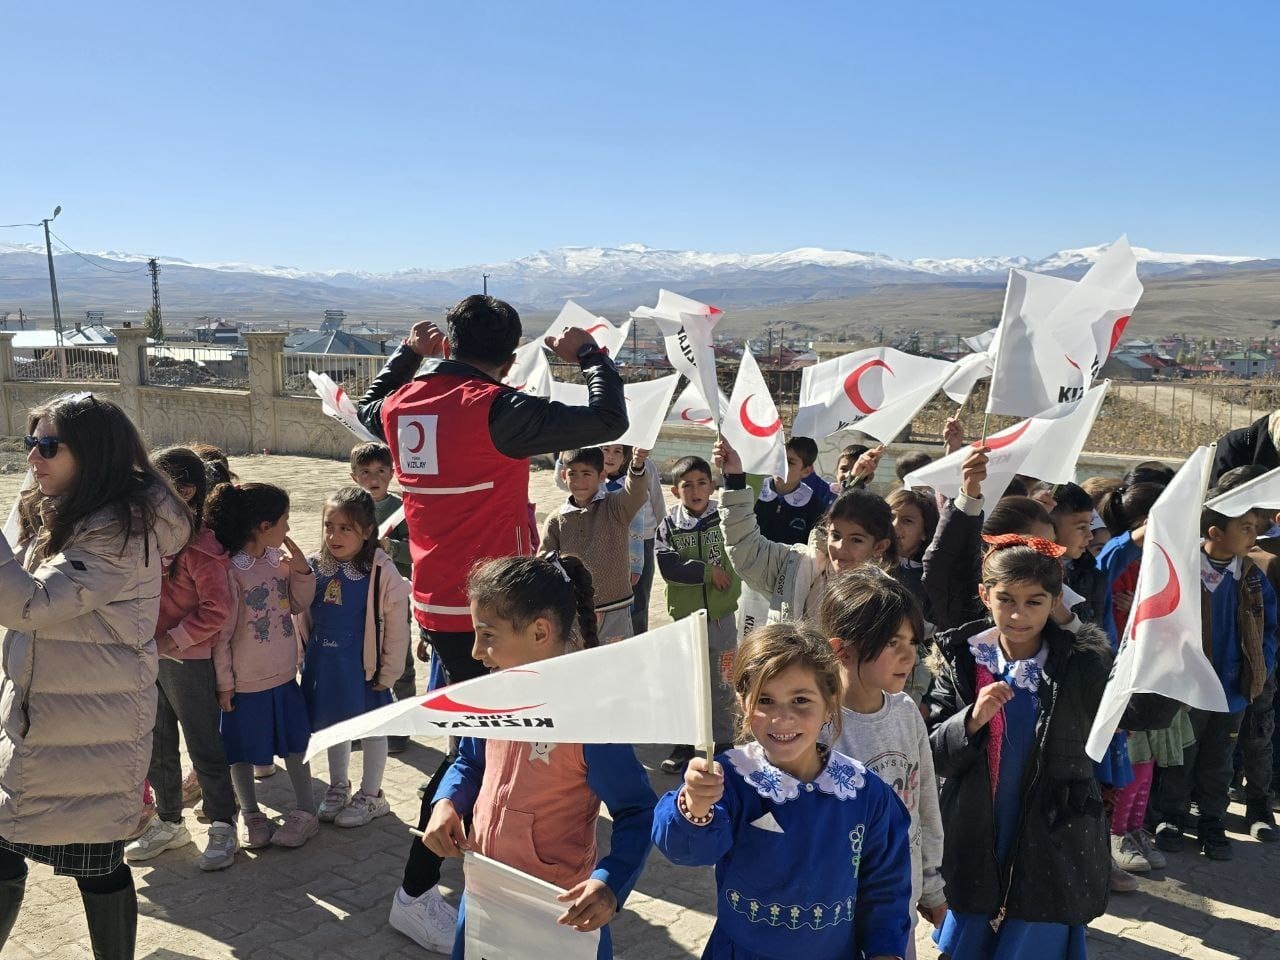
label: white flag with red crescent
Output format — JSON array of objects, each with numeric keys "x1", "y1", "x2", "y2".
[
  {"x1": 987, "y1": 237, "x2": 1143, "y2": 419},
  {"x1": 309, "y1": 370, "x2": 380, "y2": 443},
  {"x1": 665, "y1": 380, "x2": 729, "y2": 431},
  {"x1": 903, "y1": 382, "x2": 1109, "y2": 500},
  {"x1": 464, "y1": 853, "x2": 600, "y2": 960},
  {"x1": 503, "y1": 340, "x2": 553, "y2": 398},
  {"x1": 1204, "y1": 463, "x2": 1280, "y2": 517},
  {"x1": 792, "y1": 347, "x2": 952, "y2": 442},
  {"x1": 548, "y1": 373, "x2": 681, "y2": 450},
  {"x1": 541, "y1": 300, "x2": 632, "y2": 359},
  {"x1": 632, "y1": 290, "x2": 724, "y2": 430},
  {"x1": 304, "y1": 613, "x2": 714, "y2": 760},
  {"x1": 721, "y1": 346, "x2": 787, "y2": 477},
  {"x1": 1087, "y1": 445, "x2": 1228, "y2": 761}
]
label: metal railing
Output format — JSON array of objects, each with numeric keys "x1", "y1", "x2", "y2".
[
  {"x1": 280, "y1": 351, "x2": 387, "y2": 398},
  {"x1": 143, "y1": 344, "x2": 248, "y2": 388},
  {"x1": 10, "y1": 347, "x2": 119, "y2": 382}
]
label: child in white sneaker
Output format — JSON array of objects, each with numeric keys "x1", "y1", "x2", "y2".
[{"x1": 297, "y1": 487, "x2": 411, "y2": 828}]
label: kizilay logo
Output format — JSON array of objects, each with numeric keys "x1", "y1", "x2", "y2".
[{"x1": 425, "y1": 711, "x2": 555, "y2": 730}]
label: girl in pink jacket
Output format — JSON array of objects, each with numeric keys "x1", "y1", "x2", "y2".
[{"x1": 127, "y1": 448, "x2": 238, "y2": 872}]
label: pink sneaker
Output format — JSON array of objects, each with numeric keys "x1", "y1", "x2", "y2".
[
  {"x1": 271, "y1": 810, "x2": 319, "y2": 848},
  {"x1": 242, "y1": 812, "x2": 275, "y2": 849}
]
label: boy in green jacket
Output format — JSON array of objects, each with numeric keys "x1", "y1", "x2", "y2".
[{"x1": 655, "y1": 455, "x2": 741, "y2": 773}]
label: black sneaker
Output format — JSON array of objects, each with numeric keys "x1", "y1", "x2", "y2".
[
  {"x1": 660, "y1": 745, "x2": 696, "y2": 775},
  {"x1": 1201, "y1": 832, "x2": 1233, "y2": 860},
  {"x1": 1247, "y1": 804, "x2": 1278, "y2": 842},
  {"x1": 1154, "y1": 822, "x2": 1184, "y2": 852},
  {"x1": 1228, "y1": 782, "x2": 1246, "y2": 805}
]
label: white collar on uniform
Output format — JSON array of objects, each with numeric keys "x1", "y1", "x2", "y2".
[
  {"x1": 232, "y1": 546, "x2": 282, "y2": 571},
  {"x1": 758, "y1": 478, "x2": 814, "y2": 508},
  {"x1": 559, "y1": 487, "x2": 608, "y2": 515},
  {"x1": 1200, "y1": 551, "x2": 1241, "y2": 593},
  {"x1": 671, "y1": 500, "x2": 719, "y2": 530},
  {"x1": 727, "y1": 741, "x2": 866, "y2": 805},
  {"x1": 968, "y1": 627, "x2": 1048, "y2": 693}
]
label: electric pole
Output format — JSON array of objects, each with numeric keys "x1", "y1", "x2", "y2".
[
  {"x1": 147, "y1": 257, "x2": 164, "y2": 342},
  {"x1": 482, "y1": 273, "x2": 490, "y2": 296},
  {"x1": 41, "y1": 206, "x2": 63, "y2": 345}
]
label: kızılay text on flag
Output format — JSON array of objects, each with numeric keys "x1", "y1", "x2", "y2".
[
  {"x1": 1086, "y1": 446, "x2": 1228, "y2": 761},
  {"x1": 632, "y1": 290, "x2": 723, "y2": 430}
]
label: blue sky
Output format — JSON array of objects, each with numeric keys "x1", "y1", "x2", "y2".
[{"x1": 3, "y1": 2, "x2": 1277, "y2": 271}]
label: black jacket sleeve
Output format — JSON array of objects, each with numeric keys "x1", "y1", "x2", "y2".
[
  {"x1": 489, "y1": 354, "x2": 628, "y2": 460},
  {"x1": 356, "y1": 344, "x2": 423, "y2": 442},
  {"x1": 922, "y1": 497, "x2": 985, "y2": 632}
]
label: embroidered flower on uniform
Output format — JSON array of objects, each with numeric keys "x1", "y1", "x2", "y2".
[
  {"x1": 729, "y1": 743, "x2": 800, "y2": 803},
  {"x1": 1006, "y1": 657, "x2": 1044, "y2": 693},
  {"x1": 821, "y1": 756, "x2": 866, "y2": 800},
  {"x1": 969, "y1": 631, "x2": 1001, "y2": 674}
]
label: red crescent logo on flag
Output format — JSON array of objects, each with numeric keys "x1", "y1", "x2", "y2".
[
  {"x1": 406, "y1": 421, "x2": 427, "y2": 454},
  {"x1": 1065, "y1": 356, "x2": 1082, "y2": 372},
  {"x1": 680, "y1": 408, "x2": 713, "y2": 425},
  {"x1": 844, "y1": 359, "x2": 894, "y2": 415},
  {"x1": 584, "y1": 324, "x2": 609, "y2": 335},
  {"x1": 1108, "y1": 316, "x2": 1131, "y2": 357},
  {"x1": 1131, "y1": 544, "x2": 1180, "y2": 628},
  {"x1": 509, "y1": 383, "x2": 526, "y2": 391},
  {"x1": 976, "y1": 420, "x2": 1033, "y2": 450},
  {"x1": 335, "y1": 386, "x2": 348, "y2": 404},
  {"x1": 419, "y1": 670, "x2": 544, "y2": 715},
  {"x1": 738, "y1": 395, "x2": 781, "y2": 437}
]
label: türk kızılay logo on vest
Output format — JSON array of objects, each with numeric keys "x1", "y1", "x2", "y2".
[{"x1": 397, "y1": 414, "x2": 440, "y2": 475}]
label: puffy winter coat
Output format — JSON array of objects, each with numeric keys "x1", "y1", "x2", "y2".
[{"x1": 0, "y1": 489, "x2": 190, "y2": 844}]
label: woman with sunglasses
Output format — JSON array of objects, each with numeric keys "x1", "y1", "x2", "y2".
[{"x1": 0, "y1": 393, "x2": 192, "y2": 960}]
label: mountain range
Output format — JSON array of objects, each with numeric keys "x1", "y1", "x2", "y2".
[{"x1": 1, "y1": 239, "x2": 1277, "y2": 338}]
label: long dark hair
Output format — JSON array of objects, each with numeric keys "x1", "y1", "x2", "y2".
[
  {"x1": 466, "y1": 554, "x2": 598, "y2": 649},
  {"x1": 886, "y1": 488, "x2": 939, "y2": 562},
  {"x1": 819, "y1": 567, "x2": 925, "y2": 665},
  {"x1": 828, "y1": 488, "x2": 898, "y2": 567},
  {"x1": 19, "y1": 393, "x2": 191, "y2": 557},
  {"x1": 204, "y1": 482, "x2": 289, "y2": 555},
  {"x1": 320, "y1": 486, "x2": 379, "y2": 574},
  {"x1": 154, "y1": 447, "x2": 209, "y2": 526}
]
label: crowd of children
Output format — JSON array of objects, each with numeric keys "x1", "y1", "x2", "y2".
[{"x1": 111, "y1": 419, "x2": 1278, "y2": 960}]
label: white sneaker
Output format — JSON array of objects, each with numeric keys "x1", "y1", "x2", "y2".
[
  {"x1": 198, "y1": 821, "x2": 239, "y2": 872},
  {"x1": 125, "y1": 818, "x2": 192, "y2": 862},
  {"x1": 335, "y1": 789, "x2": 391, "y2": 828},
  {"x1": 1111, "y1": 832, "x2": 1151, "y2": 873},
  {"x1": 389, "y1": 886, "x2": 458, "y2": 953},
  {"x1": 318, "y1": 781, "x2": 351, "y2": 823}
]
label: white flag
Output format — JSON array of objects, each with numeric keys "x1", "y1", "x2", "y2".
[
  {"x1": 2, "y1": 469, "x2": 35, "y2": 549},
  {"x1": 942, "y1": 349, "x2": 995, "y2": 404},
  {"x1": 987, "y1": 237, "x2": 1142, "y2": 418},
  {"x1": 792, "y1": 347, "x2": 952, "y2": 442},
  {"x1": 309, "y1": 370, "x2": 380, "y2": 443},
  {"x1": 305, "y1": 613, "x2": 714, "y2": 760},
  {"x1": 721, "y1": 347, "x2": 786, "y2": 477},
  {"x1": 632, "y1": 290, "x2": 724, "y2": 429},
  {"x1": 963, "y1": 329, "x2": 997, "y2": 353},
  {"x1": 377, "y1": 504, "x2": 406, "y2": 540},
  {"x1": 904, "y1": 382, "x2": 1109, "y2": 500},
  {"x1": 542, "y1": 300, "x2": 632, "y2": 359},
  {"x1": 503, "y1": 340, "x2": 553, "y2": 398},
  {"x1": 665, "y1": 380, "x2": 729, "y2": 431},
  {"x1": 464, "y1": 853, "x2": 599, "y2": 960},
  {"x1": 1204, "y1": 463, "x2": 1280, "y2": 517},
  {"x1": 736, "y1": 583, "x2": 772, "y2": 645},
  {"x1": 549, "y1": 374, "x2": 681, "y2": 450},
  {"x1": 1087, "y1": 446, "x2": 1228, "y2": 760}
]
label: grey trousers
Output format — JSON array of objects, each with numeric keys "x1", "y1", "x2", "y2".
[{"x1": 148, "y1": 658, "x2": 238, "y2": 824}]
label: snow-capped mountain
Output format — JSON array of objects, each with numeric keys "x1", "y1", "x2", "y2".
[{"x1": 0, "y1": 239, "x2": 1267, "y2": 315}]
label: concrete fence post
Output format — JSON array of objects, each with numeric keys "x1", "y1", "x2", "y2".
[
  {"x1": 112, "y1": 327, "x2": 148, "y2": 427},
  {"x1": 245, "y1": 332, "x2": 288, "y2": 453}
]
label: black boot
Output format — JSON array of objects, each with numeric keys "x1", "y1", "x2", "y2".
[
  {"x1": 0, "y1": 868, "x2": 26, "y2": 947},
  {"x1": 80, "y1": 884, "x2": 137, "y2": 960}
]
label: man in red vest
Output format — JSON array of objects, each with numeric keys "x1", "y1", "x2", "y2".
[{"x1": 357, "y1": 294, "x2": 627, "y2": 951}]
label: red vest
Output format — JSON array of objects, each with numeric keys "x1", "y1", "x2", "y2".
[{"x1": 381, "y1": 370, "x2": 531, "y2": 632}]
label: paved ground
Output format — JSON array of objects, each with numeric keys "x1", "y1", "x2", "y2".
[{"x1": 3, "y1": 455, "x2": 1279, "y2": 958}]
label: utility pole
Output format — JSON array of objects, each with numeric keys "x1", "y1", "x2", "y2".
[
  {"x1": 18, "y1": 308, "x2": 25, "y2": 331},
  {"x1": 147, "y1": 258, "x2": 164, "y2": 342},
  {"x1": 41, "y1": 206, "x2": 63, "y2": 345},
  {"x1": 482, "y1": 273, "x2": 490, "y2": 296}
]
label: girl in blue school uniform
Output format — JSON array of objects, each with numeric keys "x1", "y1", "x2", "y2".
[
  {"x1": 653, "y1": 621, "x2": 913, "y2": 960},
  {"x1": 924, "y1": 535, "x2": 1112, "y2": 959}
]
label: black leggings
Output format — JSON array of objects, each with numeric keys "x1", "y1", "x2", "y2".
[{"x1": 0, "y1": 846, "x2": 132, "y2": 894}]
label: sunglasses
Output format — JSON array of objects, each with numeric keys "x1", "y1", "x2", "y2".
[{"x1": 23, "y1": 435, "x2": 62, "y2": 459}]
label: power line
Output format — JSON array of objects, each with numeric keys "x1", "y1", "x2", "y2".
[
  {"x1": 46, "y1": 229, "x2": 148, "y2": 274},
  {"x1": 0, "y1": 222, "x2": 42, "y2": 229}
]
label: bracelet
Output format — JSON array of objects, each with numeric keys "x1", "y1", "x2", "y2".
[{"x1": 677, "y1": 788, "x2": 714, "y2": 826}]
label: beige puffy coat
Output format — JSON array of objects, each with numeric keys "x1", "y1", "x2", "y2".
[{"x1": 0, "y1": 490, "x2": 190, "y2": 844}]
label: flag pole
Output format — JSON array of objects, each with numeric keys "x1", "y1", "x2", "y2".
[
  {"x1": 980, "y1": 269, "x2": 1015, "y2": 447},
  {"x1": 690, "y1": 611, "x2": 716, "y2": 764}
]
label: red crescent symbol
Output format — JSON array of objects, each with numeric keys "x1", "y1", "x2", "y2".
[
  {"x1": 843, "y1": 359, "x2": 894, "y2": 415},
  {"x1": 680, "y1": 407, "x2": 713, "y2": 425},
  {"x1": 976, "y1": 420, "x2": 1033, "y2": 450},
  {"x1": 1108, "y1": 316, "x2": 1131, "y2": 357},
  {"x1": 738, "y1": 394, "x2": 781, "y2": 437},
  {"x1": 406, "y1": 421, "x2": 426, "y2": 454},
  {"x1": 1065, "y1": 356, "x2": 1082, "y2": 371},
  {"x1": 584, "y1": 323, "x2": 608, "y2": 335},
  {"x1": 335, "y1": 387, "x2": 348, "y2": 404},
  {"x1": 419, "y1": 691, "x2": 545, "y2": 715},
  {"x1": 708, "y1": 306, "x2": 722, "y2": 316},
  {"x1": 1131, "y1": 544, "x2": 1180, "y2": 628},
  {"x1": 509, "y1": 383, "x2": 526, "y2": 391}
]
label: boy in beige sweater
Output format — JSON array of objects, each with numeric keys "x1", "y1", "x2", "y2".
[{"x1": 541, "y1": 447, "x2": 650, "y2": 643}]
